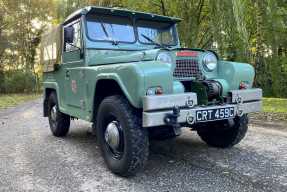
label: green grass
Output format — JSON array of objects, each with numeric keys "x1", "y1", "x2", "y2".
[
  {"x1": 0, "y1": 94, "x2": 41, "y2": 109},
  {"x1": 263, "y1": 97, "x2": 287, "y2": 113},
  {"x1": 250, "y1": 97, "x2": 287, "y2": 122}
]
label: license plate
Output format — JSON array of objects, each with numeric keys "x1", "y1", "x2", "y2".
[{"x1": 196, "y1": 107, "x2": 235, "y2": 122}]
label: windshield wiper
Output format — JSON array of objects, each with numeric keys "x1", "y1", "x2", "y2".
[
  {"x1": 141, "y1": 34, "x2": 164, "y2": 48},
  {"x1": 100, "y1": 22, "x2": 119, "y2": 46}
]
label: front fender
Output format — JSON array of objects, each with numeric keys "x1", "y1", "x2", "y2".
[
  {"x1": 94, "y1": 71, "x2": 144, "y2": 108},
  {"x1": 85, "y1": 61, "x2": 173, "y2": 110},
  {"x1": 218, "y1": 61, "x2": 255, "y2": 95},
  {"x1": 85, "y1": 63, "x2": 144, "y2": 110},
  {"x1": 138, "y1": 60, "x2": 173, "y2": 96}
]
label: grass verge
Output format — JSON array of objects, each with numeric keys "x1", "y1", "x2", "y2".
[
  {"x1": 0, "y1": 94, "x2": 41, "y2": 109},
  {"x1": 262, "y1": 98, "x2": 287, "y2": 113},
  {"x1": 251, "y1": 97, "x2": 287, "y2": 122}
]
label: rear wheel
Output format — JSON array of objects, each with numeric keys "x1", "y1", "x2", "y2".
[
  {"x1": 47, "y1": 92, "x2": 70, "y2": 137},
  {"x1": 96, "y1": 95, "x2": 149, "y2": 177},
  {"x1": 196, "y1": 115, "x2": 248, "y2": 148}
]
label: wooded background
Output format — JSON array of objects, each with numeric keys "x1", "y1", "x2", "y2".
[{"x1": 0, "y1": 0, "x2": 286, "y2": 97}]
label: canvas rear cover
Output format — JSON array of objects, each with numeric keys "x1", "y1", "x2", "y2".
[{"x1": 40, "y1": 25, "x2": 62, "y2": 72}]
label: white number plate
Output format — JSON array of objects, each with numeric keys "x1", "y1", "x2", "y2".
[{"x1": 196, "y1": 107, "x2": 235, "y2": 122}]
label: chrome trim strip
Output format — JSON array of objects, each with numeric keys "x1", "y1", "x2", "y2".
[
  {"x1": 143, "y1": 93, "x2": 198, "y2": 111},
  {"x1": 238, "y1": 101, "x2": 262, "y2": 114},
  {"x1": 231, "y1": 88, "x2": 262, "y2": 103}
]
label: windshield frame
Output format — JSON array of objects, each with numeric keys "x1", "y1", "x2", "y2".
[
  {"x1": 135, "y1": 19, "x2": 178, "y2": 46},
  {"x1": 84, "y1": 14, "x2": 179, "y2": 47},
  {"x1": 85, "y1": 13, "x2": 137, "y2": 44}
]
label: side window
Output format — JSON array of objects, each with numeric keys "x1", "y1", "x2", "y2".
[{"x1": 64, "y1": 21, "x2": 81, "y2": 52}]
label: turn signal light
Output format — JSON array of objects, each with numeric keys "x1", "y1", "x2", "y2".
[
  {"x1": 239, "y1": 82, "x2": 249, "y2": 89},
  {"x1": 146, "y1": 87, "x2": 163, "y2": 95},
  {"x1": 155, "y1": 87, "x2": 163, "y2": 95}
]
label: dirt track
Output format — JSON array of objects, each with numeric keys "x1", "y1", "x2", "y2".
[{"x1": 0, "y1": 99, "x2": 286, "y2": 192}]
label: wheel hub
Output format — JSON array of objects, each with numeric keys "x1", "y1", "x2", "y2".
[
  {"x1": 51, "y1": 106, "x2": 57, "y2": 121},
  {"x1": 105, "y1": 121, "x2": 121, "y2": 151}
]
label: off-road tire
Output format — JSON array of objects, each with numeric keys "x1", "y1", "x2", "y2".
[
  {"x1": 47, "y1": 92, "x2": 70, "y2": 137},
  {"x1": 96, "y1": 95, "x2": 149, "y2": 177},
  {"x1": 196, "y1": 115, "x2": 248, "y2": 148}
]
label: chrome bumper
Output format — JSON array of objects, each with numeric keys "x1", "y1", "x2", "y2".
[{"x1": 142, "y1": 88, "x2": 262, "y2": 127}]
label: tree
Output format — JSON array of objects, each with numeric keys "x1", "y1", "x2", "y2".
[{"x1": 0, "y1": 0, "x2": 286, "y2": 96}]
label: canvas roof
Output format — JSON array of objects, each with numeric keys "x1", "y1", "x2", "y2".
[{"x1": 63, "y1": 6, "x2": 182, "y2": 25}]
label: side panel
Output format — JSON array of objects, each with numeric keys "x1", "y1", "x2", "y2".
[{"x1": 62, "y1": 52, "x2": 85, "y2": 109}]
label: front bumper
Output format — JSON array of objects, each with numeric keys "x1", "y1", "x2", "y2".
[{"x1": 142, "y1": 88, "x2": 262, "y2": 127}]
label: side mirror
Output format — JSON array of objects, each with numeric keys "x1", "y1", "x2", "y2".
[{"x1": 64, "y1": 26, "x2": 74, "y2": 43}]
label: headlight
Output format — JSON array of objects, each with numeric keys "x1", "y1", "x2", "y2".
[
  {"x1": 203, "y1": 52, "x2": 218, "y2": 71},
  {"x1": 157, "y1": 52, "x2": 172, "y2": 64}
]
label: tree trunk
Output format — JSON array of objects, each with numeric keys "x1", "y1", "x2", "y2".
[
  {"x1": 254, "y1": 0, "x2": 266, "y2": 88},
  {"x1": 0, "y1": 10, "x2": 4, "y2": 92},
  {"x1": 160, "y1": 0, "x2": 166, "y2": 16}
]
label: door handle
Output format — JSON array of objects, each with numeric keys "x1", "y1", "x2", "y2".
[{"x1": 66, "y1": 70, "x2": 70, "y2": 78}]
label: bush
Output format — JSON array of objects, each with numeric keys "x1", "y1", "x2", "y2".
[
  {"x1": 256, "y1": 57, "x2": 287, "y2": 98},
  {"x1": 2, "y1": 71, "x2": 38, "y2": 93}
]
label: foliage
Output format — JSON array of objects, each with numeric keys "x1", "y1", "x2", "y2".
[
  {"x1": 0, "y1": 93, "x2": 40, "y2": 109},
  {"x1": 1, "y1": 70, "x2": 37, "y2": 93},
  {"x1": 0, "y1": 0, "x2": 286, "y2": 96},
  {"x1": 0, "y1": 0, "x2": 55, "y2": 93}
]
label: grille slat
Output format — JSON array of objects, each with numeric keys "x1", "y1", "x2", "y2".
[{"x1": 173, "y1": 59, "x2": 203, "y2": 80}]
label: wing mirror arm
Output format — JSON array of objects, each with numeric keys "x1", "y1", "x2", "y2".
[
  {"x1": 53, "y1": 63, "x2": 61, "y2": 71},
  {"x1": 80, "y1": 48, "x2": 84, "y2": 59}
]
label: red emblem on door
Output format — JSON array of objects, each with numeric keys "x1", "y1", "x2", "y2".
[{"x1": 71, "y1": 80, "x2": 77, "y2": 94}]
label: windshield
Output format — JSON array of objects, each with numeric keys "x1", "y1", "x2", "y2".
[
  {"x1": 86, "y1": 15, "x2": 135, "y2": 43},
  {"x1": 137, "y1": 20, "x2": 177, "y2": 46}
]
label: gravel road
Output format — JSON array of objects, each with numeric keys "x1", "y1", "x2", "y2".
[{"x1": 0, "y1": 99, "x2": 287, "y2": 192}]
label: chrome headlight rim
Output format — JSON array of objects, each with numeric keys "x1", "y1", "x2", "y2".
[
  {"x1": 156, "y1": 51, "x2": 173, "y2": 64},
  {"x1": 202, "y1": 51, "x2": 218, "y2": 72}
]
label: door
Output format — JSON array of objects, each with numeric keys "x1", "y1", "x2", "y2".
[{"x1": 62, "y1": 20, "x2": 85, "y2": 110}]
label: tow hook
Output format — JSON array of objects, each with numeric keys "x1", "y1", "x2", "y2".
[{"x1": 164, "y1": 106, "x2": 181, "y2": 136}]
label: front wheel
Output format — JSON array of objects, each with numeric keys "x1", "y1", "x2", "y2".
[
  {"x1": 196, "y1": 115, "x2": 248, "y2": 148},
  {"x1": 96, "y1": 95, "x2": 149, "y2": 177}
]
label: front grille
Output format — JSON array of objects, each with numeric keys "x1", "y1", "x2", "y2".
[{"x1": 173, "y1": 59, "x2": 203, "y2": 80}]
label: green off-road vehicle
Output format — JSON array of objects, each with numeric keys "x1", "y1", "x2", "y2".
[{"x1": 41, "y1": 6, "x2": 262, "y2": 176}]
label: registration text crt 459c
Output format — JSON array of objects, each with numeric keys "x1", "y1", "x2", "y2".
[{"x1": 196, "y1": 107, "x2": 235, "y2": 122}]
